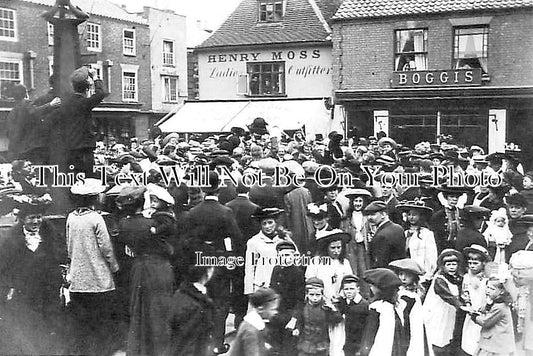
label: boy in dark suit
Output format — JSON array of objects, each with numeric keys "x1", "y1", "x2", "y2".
[
  {"x1": 269, "y1": 241, "x2": 305, "y2": 355},
  {"x1": 335, "y1": 274, "x2": 369, "y2": 356}
]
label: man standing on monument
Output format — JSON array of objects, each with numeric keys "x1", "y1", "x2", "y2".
[{"x1": 49, "y1": 66, "x2": 109, "y2": 177}]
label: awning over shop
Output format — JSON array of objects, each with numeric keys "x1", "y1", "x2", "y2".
[{"x1": 158, "y1": 98, "x2": 341, "y2": 135}]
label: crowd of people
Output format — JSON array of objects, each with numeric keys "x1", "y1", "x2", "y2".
[{"x1": 1, "y1": 67, "x2": 533, "y2": 356}]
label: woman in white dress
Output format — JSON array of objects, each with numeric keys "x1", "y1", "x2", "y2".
[{"x1": 305, "y1": 229, "x2": 353, "y2": 356}]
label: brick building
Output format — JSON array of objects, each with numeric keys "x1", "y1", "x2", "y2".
[
  {"x1": 0, "y1": 0, "x2": 161, "y2": 155},
  {"x1": 159, "y1": 0, "x2": 344, "y2": 136},
  {"x1": 331, "y1": 0, "x2": 533, "y2": 161}
]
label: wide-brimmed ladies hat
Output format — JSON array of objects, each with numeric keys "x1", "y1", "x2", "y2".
[
  {"x1": 377, "y1": 137, "x2": 397, "y2": 149},
  {"x1": 344, "y1": 188, "x2": 372, "y2": 199},
  {"x1": 306, "y1": 203, "x2": 328, "y2": 219},
  {"x1": 315, "y1": 228, "x2": 351, "y2": 244},
  {"x1": 389, "y1": 258, "x2": 425, "y2": 276},
  {"x1": 147, "y1": 183, "x2": 174, "y2": 206},
  {"x1": 70, "y1": 178, "x2": 107, "y2": 196},
  {"x1": 396, "y1": 199, "x2": 433, "y2": 214},
  {"x1": 251, "y1": 207, "x2": 285, "y2": 220}
]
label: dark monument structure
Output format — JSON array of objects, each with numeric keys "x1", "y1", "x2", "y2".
[
  {"x1": 41, "y1": 0, "x2": 89, "y2": 214},
  {"x1": 41, "y1": 0, "x2": 89, "y2": 97}
]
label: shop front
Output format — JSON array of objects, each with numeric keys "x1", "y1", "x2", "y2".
[{"x1": 336, "y1": 69, "x2": 533, "y2": 166}]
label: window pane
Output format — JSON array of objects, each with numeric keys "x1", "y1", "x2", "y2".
[
  {"x1": 259, "y1": 1, "x2": 283, "y2": 22},
  {"x1": 453, "y1": 26, "x2": 488, "y2": 73},
  {"x1": 0, "y1": 8, "x2": 16, "y2": 39},
  {"x1": 123, "y1": 72, "x2": 136, "y2": 100},
  {"x1": 163, "y1": 41, "x2": 174, "y2": 65},
  {"x1": 247, "y1": 61, "x2": 285, "y2": 96},
  {"x1": 395, "y1": 28, "x2": 428, "y2": 71}
]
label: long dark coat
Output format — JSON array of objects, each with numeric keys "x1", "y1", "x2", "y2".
[
  {"x1": 169, "y1": 282, "x2": 215, "y2": 356},
  {"x1": 119, "y1": 214, "x2": 176, "y2": 356}
]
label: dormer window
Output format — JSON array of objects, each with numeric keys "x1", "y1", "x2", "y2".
[{"x1": 259, "y1": 0, "x2": 283, "y2": 22}]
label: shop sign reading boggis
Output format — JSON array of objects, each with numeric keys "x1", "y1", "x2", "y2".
[{"x1": 391, "y1": 69, "x2": 482, "y2": 88}]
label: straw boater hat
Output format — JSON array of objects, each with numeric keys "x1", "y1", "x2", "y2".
[
  {"x1": 344, "y1": 188, "x2": 372, "y2": 199},
  {"x1": 377, "y1": 137, "x2": 397, "y2": 149},
  {"x1": 389, "y1": 258, "x2": 425, "y2": 276},
  {"x1": 463, "y1": 244, "x2": 491, "y2": 262}
]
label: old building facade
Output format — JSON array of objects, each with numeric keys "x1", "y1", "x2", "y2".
[{"x1": 331, "y1": 0, "x2": 533, "y2": 163}]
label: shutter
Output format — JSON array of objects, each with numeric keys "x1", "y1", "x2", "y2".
[{"x1": 237, "y1": 73, "x2": 249, "y2": 95}]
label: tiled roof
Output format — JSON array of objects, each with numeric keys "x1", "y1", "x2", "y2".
[
  {"x1": 20, "y1": 0, "x2": 147, "y2": 24},
  {"x1": 198, "y1": 0, "x2": 338, "y2": 49},
  {"x1": 333, "y1": 0, "x2": 533, "y2": 20}
]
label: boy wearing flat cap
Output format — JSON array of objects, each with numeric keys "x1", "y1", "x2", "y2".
[
  {"x1": 335, "y1": 274, "x2": 369, "y2": 356},
  {"x1": 363, "y1": 201, "x2": 406, "y2": 268}
]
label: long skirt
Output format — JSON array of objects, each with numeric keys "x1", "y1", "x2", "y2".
[{"x1": 127, "y1": 255, "x2": 175, "y2": 356}]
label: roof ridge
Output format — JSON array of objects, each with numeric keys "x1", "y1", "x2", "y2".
[{"x1": 307, "y1": 0, "x2": 332, "y2": 34}]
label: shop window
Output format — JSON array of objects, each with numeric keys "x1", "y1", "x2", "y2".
[
  {"x1": 259, "y1": 1, "x2": 283, "y2": 22},
  {"x1": 163, "y1": 40, "x2": 175, "y2": 66},
  {"x1": 247, "y1": 62, "x2": 285, "y2": 96},
  {"x1": 0, "y1": 60, "x2": 22, "y2": 99},
  {"x1": 123, "y1": 29, "x2": 135, "y2": 56},
  {"x1": 394, "y1": 29, "x2": 428, "y2": 71},
  {"x1": 0, "y1": 8, "x2": 16, "y2": 41},
  {"x1": 86, "y1": 23, "x2": 101, "y2": 52},
  {"x1": 453, "y1": 26, "x2": 488, "y2": 74},
  {"x1": 162, "y1": 76, "x2": 178, "y2": 102}
]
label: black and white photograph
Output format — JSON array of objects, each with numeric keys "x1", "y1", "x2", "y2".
[{"x1": 0, "y1": 0, "x2": 532, "y2": 355}]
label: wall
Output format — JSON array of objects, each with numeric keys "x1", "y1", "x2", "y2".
[
  {"x1": 144, "y1": 7, "x2": 188, "y2": 113},
  {"x1": 197, "y1": 44, "x2": 333, "y2": 99},
  {"x1": 331, "y1": 10, "x2": 533, "y2": 90}
]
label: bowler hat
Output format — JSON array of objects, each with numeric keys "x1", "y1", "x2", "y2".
[
  {"x1": 202, "y1": 171, "x2": 220, "y2": 194},
  {"x1": 363, "y1": 268, "x2": 402, "y2": 290}
]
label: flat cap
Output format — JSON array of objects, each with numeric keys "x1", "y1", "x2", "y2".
[
  {"x1": 363, "y1": 268, "x2": 402, "y2": 290},
  {"x1": 363, "y1": 201, "x2": 387, "y2": 215},
  {"x1": 389, "y1": 258, "x2": 425, "y2": 275},
  {"x1": 306, "y1": 277, "x2": 324, "y2": 289}
]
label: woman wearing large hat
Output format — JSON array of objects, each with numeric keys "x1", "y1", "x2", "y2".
[
  {"x1": 306, "y1": 228, "x2": 353, "y2": 356},
  {"x1": 244, "y1": 207, "x2": 296, "y2": 295},
  {"x1": 397, "y1": 200, "x2": 438, "y2": 284},
  {"x1": 115, "y1": 185, "x2": 176, "y2": 356},
  {"x1": 0, "y1": 195, "x2": 67, "y2": 354},
  {"x1": 343, "y1": 188, "x2": 373, "y2": 282},
  {"x1": 67, "y1": 179, "x2": 121, "y2": 355}
]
